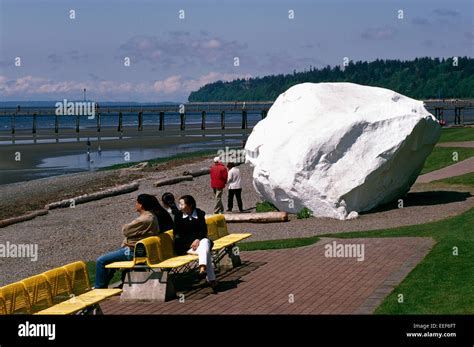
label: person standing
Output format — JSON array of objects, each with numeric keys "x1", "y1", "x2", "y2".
[
  {"x1": 226, "y1": 162, "x2": 243, "y2": 212},
  {"x1": 210, "y1": 157, "x2": 227, "y2": 214}
]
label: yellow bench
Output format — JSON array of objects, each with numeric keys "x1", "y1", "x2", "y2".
[
  {"x1": 107, "y1": 214, "x2": 251, "y2": 271},
  {"x1": 0, "y1": 261, "x2": 121, "y2": 315},
  {"x1": 0, "y1": 294, "x2": 6, "y2": 315},
  {"x1": 106, "y1": 214, "x2": 251, "y2": 301}
]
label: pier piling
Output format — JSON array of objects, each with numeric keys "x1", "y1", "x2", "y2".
[
  {"x1": 118, "y1": 111, "x2": 123, "y2": 132},
  {"x1": 138, "y1": 111, "x2": 143, "y2": 131},
  {"x1": 180, "y1": 112, "x2": 186, "y2": 131},
  {"x1": 201, "y1": 111, "x2": 206, "y2": 130},
  {"x1": 159, "y1": 111, "x2": 165, "y2": 131},
  {"x1": 242, "y1": 110, "x2": 248, "y2": 129}
]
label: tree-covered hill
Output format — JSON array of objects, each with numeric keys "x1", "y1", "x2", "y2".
[{"x1": 188, "y1": 57, "x2": 474, "y2": 102}]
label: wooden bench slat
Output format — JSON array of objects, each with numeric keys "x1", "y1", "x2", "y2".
[{"x1": 150, "y1": 254, "x2": 198, "y2": 269}]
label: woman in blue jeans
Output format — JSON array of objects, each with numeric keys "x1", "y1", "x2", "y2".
[{"x1": 94, "y1": 194, "x2": 167, "y2": 288}]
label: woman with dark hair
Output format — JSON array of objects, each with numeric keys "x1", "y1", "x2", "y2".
[
  {"x1": 94, "y1": 194, "x2": 160, "y2": 289},
  {"x1": 173, "y1": 195, "x2": 218, "y2": 291},
  {"x1": 161, "y1": 192, "x2": 179, "y2": 217},
  {"x1": 150, "y1": 194, "x2": 174, "y2": 232}
]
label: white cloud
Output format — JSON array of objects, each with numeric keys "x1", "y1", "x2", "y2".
[
  {"x1": 153, "y1": 75, "x2": 182, "y2": 94},
  {"x1": 361, "y1": 26, "x2": 397, "y2": 40},
  {"x1": 183, "y1": 72, "x2": 250, "y2": 91},
  {"x1": 0, "y1": 72, "x2": 251, "y2": 99},
  {"x1": 203, "y1": 39, "x2": 221, "y2": 49},
  {"x1": 118, "y1": 32, "x2": 246, "y2": 69}
]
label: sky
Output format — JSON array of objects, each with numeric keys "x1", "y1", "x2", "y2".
[{"x1": 0, "y1": 0, "x2": 472, "y2": 102}]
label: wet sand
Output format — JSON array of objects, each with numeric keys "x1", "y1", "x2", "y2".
[{"x1": 0, "y1": 125, "x2": 251, "y2": 184}]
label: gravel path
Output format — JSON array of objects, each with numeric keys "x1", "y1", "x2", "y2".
[
  {"x1": 0, "y1": 155, "x2": 473, "y2": 286},
  {"x1": 436, "y1": 141, "x2": 474, "y2": 148},
  {"x1": 416, "y1": 157, "x2": 474, "y2": 183}
]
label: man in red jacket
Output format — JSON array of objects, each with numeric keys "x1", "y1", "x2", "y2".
[{"x1": 210, "y1": 156, "x2": 228, "y2": 213}]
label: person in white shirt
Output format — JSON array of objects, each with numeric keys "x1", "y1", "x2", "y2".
[{"x1": 226, "y1": 162, "x2": 243, "y2": 212}]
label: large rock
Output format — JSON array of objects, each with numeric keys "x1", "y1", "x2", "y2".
[{"x1": 245, "y1": 82, "x2": 441, "y2": 220}]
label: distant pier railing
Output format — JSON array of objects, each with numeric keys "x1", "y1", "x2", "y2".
[{"x1": 1, "y1": 100, "x2": 472, "y2": 134}]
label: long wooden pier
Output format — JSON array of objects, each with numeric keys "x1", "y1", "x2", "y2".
[{"x1": 1, "y1": 100, "x2": 472, "y2": 134}]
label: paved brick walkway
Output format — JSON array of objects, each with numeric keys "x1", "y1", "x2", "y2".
[{"x1": 101, "y1": 237, "x2": 434, "y2": 314}]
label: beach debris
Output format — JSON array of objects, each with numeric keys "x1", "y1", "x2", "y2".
[
  {"x1": 154, "y1": 175, "x2": 193, "y2": 187},
  {"x1": 222, "y1": 211, "x2": 288, "y2": 223},
  {"x1": 126, "y1": 162, "x2": 150, "y2": 171},
  {"x1": 182, "y1": 168, "x2": 210, "y2": 177},
  {"x1": 45, "y1": 182, "x2": 140, "y2": 209},
  {"x1": 0, "y1": 209, "x2": 49, "y2": 228},
  {"x1": 245, "y1": 82, "x2": 441, "y2": 220}
]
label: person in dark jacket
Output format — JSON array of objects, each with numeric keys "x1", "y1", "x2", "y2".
[
  {"x1": 173, "y1": 195, "x2": 217, "y2": 291},
  {"x1": 161, "y1": 192, "x2": 179, "y2": 218},
  {"x1": 151, "y1": 195, "x2": 174, "y2": 232}
]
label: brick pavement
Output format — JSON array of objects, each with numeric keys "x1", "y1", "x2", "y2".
[{"x1": 101, "y1": 237, "x2": 435, "y2": 314}]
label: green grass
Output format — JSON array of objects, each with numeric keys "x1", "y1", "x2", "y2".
[
  {"x1": 255, "y1": 201, "x2": 279, "y2": 212},
  {"x1": 99, "y1": 149, "x2": 217, "y2": 171},
  {"x1": 297, "y1": 207, "x2": 313, "y2": 219},
  {"x1": 439, "y1": 127, "x2": 474, "y2": 143},
  {"x1": 435, "y1": 172, "x2": 474, "y2": 187},
  {"x1": 421, "y1": 147, "x2": 474, "y2": 174}
]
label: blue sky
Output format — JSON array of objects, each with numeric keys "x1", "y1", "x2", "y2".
[{"x1": 0, "y1": 0, "x2": 472, "y2": 102}]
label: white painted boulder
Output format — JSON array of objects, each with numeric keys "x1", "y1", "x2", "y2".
[{"x1": 245, "y1": 82, "x2": 441, "y2": 220}]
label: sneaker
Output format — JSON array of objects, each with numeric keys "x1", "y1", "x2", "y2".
[
  {"x1": 209, "y1": 280, "x2": 219, "y2": 293},
  {"x1": 197, "y1": 271, "x2": 207, "y2": 281}
]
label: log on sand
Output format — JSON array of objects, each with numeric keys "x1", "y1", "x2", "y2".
[
  {"x1": 182, "y1": 168, "x2": 210, "y2": 177},
  {"x1": 46, "y1": 182, "x2": 140, "y2": 209},
  {"x1": 223, "y1": 211, "x2": 288, "y2": 223},
  {"x1": 0, "y1": 209, "x2": 49, "y2": 228},
  {"x1": 154, "y1": 175, "x2": 194, "y2": 187}
]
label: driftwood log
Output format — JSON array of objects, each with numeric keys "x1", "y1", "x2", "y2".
[
  {"x1": 46, "y1": 182, "x2": 140, "y2": 209},
  {"x1": 182, "y1": 168, "x2": 210, "y2": 177},
  {"x1": 154, "y1": 175, "x2": 193, "y2": 187},
  {"x1": 223, "y1": 212, "x2": 288, "y2": 223},
  {"x1": 0, "y1": 209, "x2": 49, "y2": 228}
]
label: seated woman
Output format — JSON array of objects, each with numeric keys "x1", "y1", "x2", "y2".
[
  {"x1": 94, "y1": 194, "x2": 161, "y2": 289},
  {"x1": 154, "y1": 195, "x2": 174, "y2": 232},
  {"x1": 162, "y1": 192, "x2": 180, "y2": 218},
  {"x1": 173, "y1": 195, "x2": 218, "y2": 291}
]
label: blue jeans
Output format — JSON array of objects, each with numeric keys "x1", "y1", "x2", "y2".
[{"x1": 95, "y1": 247, "x2": 133, "y2": 288}]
